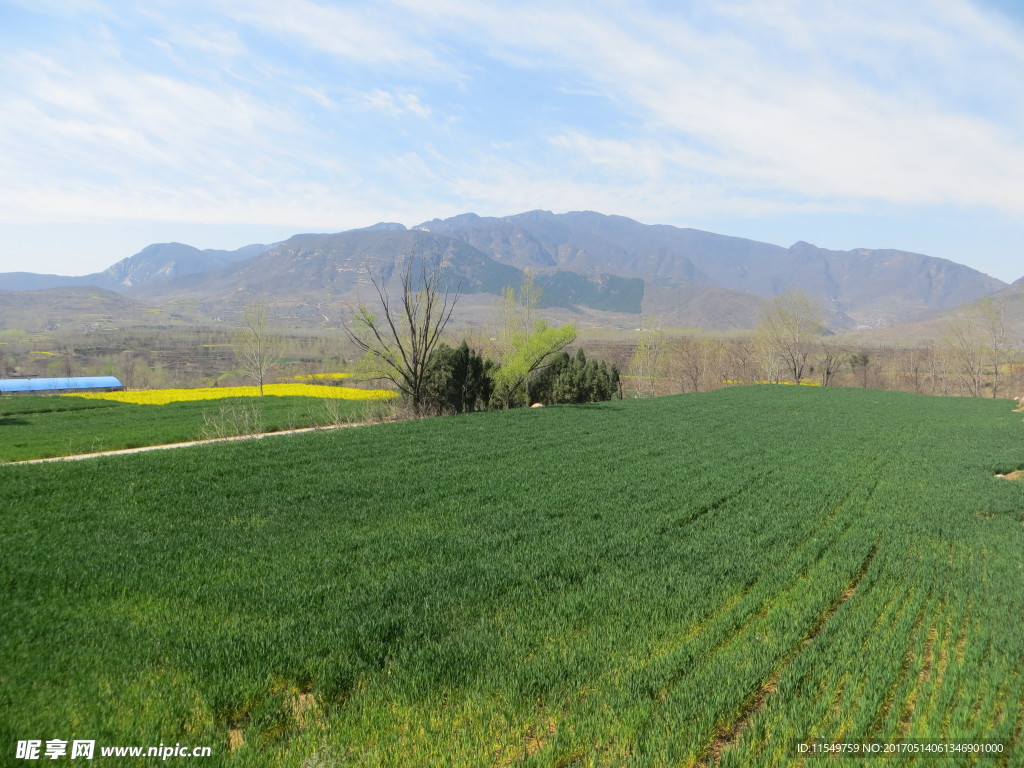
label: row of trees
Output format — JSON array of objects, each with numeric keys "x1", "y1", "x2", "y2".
[
  {"x1": 942, "y1": 297, "x2": 1012, "y2": 398},
  {"x1": 627, "y1": 289, "x2": 1021, "y2": 398},
  {"x1": 528, "y1": 349, "x2": 620, "y2": 406},
  {"x1": 419, "y1": 342, "x2": 620, "y2": 414},
  {"x1": 227, "y1": 272, "x2": 1018, "y2": 406},
  {"x1": 342, "y1": 259, "x2": 620, "y2": 415}
]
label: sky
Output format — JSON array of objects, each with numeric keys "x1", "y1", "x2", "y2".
[{"x1": 1, "y1": 0, "x2": 1023, "y2": 282}]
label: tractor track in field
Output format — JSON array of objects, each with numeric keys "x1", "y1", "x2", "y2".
[
  {"x1": 695, "y1": 543, "x2": 879, "y2": 768},
  {"x1": 658, "y1": 468, "x2": 777, "y2": 535},
  {"x1": 645, "y1": 494, "x2": 867, "y2": 705},
  {"x1": 7, "y1": 421, "x2": 377, "y2": 464}
]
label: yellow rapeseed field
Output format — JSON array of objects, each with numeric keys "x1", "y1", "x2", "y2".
[
  {"x1": 68, "y1": 383, "x2": 395, "y2": 405},
  {"x1": 292, "y1": 372, "x2": 351, "y2": 381}
]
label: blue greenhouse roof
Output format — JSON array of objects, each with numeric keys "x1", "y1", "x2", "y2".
[{"x1": 0, "y1": 376, "x2": 123, "y2": 393}]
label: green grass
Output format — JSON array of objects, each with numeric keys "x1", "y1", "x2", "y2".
[
  {"x1": 1, "y1": 387, "x2": 1023, "y2": 766},
  {"x1": 0, "y1": 395, "x2": 370, "y2": 462}
]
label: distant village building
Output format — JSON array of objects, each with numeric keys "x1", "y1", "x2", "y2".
[{"x1": 0, "y1": 376, "x2": 124, "y2": 394}]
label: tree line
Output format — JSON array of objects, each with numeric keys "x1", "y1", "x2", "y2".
[
  {"x1": 343, "y1": 258, "x2": 620, "y2": 415},
  {"x1": 6, "y1": 265, "x2": 1014, "y2": 405},
  {"x1": 627, "y1": 289, "x2": 1023, "y2": 399}
]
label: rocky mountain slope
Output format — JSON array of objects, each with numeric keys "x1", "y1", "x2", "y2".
[
  {"x1": 415, "y1": 211, "x2": 1006, "y2": 327},
  {"x1": 0, "y1": 211, "x2": 1010, "y2": 331},
  {"x1": 128, "y1": 229, "x2": 643, "y2": 326}
]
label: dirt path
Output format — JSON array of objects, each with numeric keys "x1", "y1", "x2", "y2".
[{"x1": 10, "y1": 422, "x2": 373, "y2": 465}]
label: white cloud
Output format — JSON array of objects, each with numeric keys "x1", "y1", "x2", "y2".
[
  {"x1": 297, "y1": 85, "x2": 335, "y2": 109},
  {"x1": 3, "y1": 0, "x2": 1024, "y2": 273},
  {"x1": 214, "y1": 0, "x2": 443, "y2": 71},
  {"x1": 361, "y1": 89, "x2": 431, "y2": 118},
  {"x1": 380, "y1": 0, "x2": 1024, "y2": 213},
  {"x1": 0, "y1": 43, "x2": 325, "y2": 226},
  {"x1": 165, "y1": 26, "x2": 247, "y2": 58},
  {"x1": 4, "y1": 0, "x2": 114, "y2": 17}
]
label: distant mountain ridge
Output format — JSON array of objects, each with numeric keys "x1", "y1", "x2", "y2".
[
  {"x1": 0, "y1": 211, "x2": 1011, "y2": 330},
  {"x1": 414, "y1": 210, "x2": 1006, "y2": 327},
  {"x1": 102, "y1": 242, "x2": 268, "y2": 288},
  {"x1": 129, "y1": 229, "x2": 645, "y2": 321},
  {"x1": 0, "y1": 242, "x2": 267, "y2": 292}
]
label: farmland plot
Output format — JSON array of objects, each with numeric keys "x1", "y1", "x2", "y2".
[
  {"x1": 0, "y1": 391, "x2": 379, "y2": 462},
  {"x1": 1, "y1": 387, "x2": 1022, "y2": 766}
]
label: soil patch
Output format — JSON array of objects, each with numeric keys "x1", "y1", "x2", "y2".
[
  {"x1": 291, "y1": 692, "x2": 320, "y2": 728},
  {"x1": 995, "y1": 470, "x2": 1022, "y2": 480}
]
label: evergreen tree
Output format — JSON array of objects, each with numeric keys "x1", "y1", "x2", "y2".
[
  {"x1": 422, "y1": 341, "x2": 495, "y2": 414},
  {"x1": 528, "y1": 348, "x2": 620, "y2": 405}
]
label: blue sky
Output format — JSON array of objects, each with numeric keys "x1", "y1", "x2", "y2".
[{"x1": 1, "y1": 0, "x2": 1023, "y2": 282}]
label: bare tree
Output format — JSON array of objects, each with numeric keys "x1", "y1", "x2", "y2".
[
  {"x1": 755, "y1": 333, "x2": 784, "y2": 384},
  {"x1": 977, "y1": 298, "x2": 1009, "y2": 398},
  {"x1": 930, "y1": 344, "x2": 951, "y2": 396},
  {"x1": 817, "y1": 342, "x2": 845, "y2": 386},
  {"x1": 235, "y1": 297, "x2": 283, "y2": 395},
  {"x1": 943, "y1": 312, "x2": 985, "y2": 397},
  {"x1": 344, "y1": 257, "x2": 459, "y2": 414},
  {"x1": 724, "y1": 338, "x2": 756, "y2": 385},
  {"x1": 895, "y1": 344, "x2": 932, "y2": 394},
  {"x1": 627, "y1": 317, "x2": 666, "y2": 397},
  {"x1": 756, "y1": 289, "x2": 824, "y2": 384},
  {"x1": 668, "y1": 335, "x2": 718, "y2": 392},
  {"x1": 59, "y1": 345, "x2": 75, "y2": 378}
]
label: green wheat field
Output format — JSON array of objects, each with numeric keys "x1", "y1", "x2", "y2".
[{"x1": 2, "y1": 386, "x2": 1022, "y2": 766}]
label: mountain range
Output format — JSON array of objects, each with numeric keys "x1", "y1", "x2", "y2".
[
  {"x1": 0, "y1": 242, "x2": 268, "y2": 293},
  {"x1": 0, "y1": 211, "x2": 1015, "y2": 332}
]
